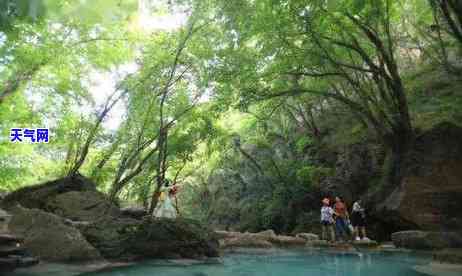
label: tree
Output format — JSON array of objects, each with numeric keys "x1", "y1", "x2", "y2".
[
  {"x1": 196, "y1": 0, "x2": 416, "y2": 186},
  {"x1": 430, "y1": 0, "x2": 462, "y2": 45}
]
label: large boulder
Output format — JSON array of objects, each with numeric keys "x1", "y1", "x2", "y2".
[
  {"x1": 392, "y1": 230, "x2": 462, "y2": 250},
  {"x1": 79, "y1": 217, "x2": 219, "y2": 260},
  {"x1": 1, "y1": 174, "x2": 99, "y2": 210},
  {"x1": 2, "y1": 174, "x2": 120, "y2": 223},
  {"x1": 45, "y1": 191, "x2": 119, "y2": 221},
  {"x1": 379, "y1": 123, "x2": 462, "y2": 232},
  {"x1": 120, "y1": 206, "x2": 147, "y2": 220},
  {"x1": 8, "y1": 205, "x2": 102, "y2": 262}
]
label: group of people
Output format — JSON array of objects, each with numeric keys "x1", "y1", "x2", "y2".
[{"x1": 320, "y1": 196, "x2": 368, "y2": 242}]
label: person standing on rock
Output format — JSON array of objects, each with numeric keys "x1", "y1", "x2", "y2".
[
  {"x1": 333, "y1": 196, "x2": 350, "y2": 242},
  {"x1": 351, "y1": 199, "x2": 368, "y2": 241},
  {"x1": 320, "y1": 198, "x2": 336, "y2": 242},
  {"x1": 153, "y1": 179, "x2": 177, "y2": 219}
]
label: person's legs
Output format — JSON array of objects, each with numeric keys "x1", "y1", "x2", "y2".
[
  {"x1": 336, "y1": 218, "x2": 347, "y2": 241},
  {"x1": 329, "y1": 224, "x2": 335, "y2": 242},
  {"x1": 354, "y1": 226, "x2": 359, "y2": 240},
  {"x1": 335, "y1": 218, "x2": 342, "y2": 241},
  {"x1": 322, "y1": 224, "x2": 327, "y2": 240},
  {"x1": 361, "y1": 227, "x2": 367, "y2": 239}
]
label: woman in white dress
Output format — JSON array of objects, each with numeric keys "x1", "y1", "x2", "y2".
[{"x1": 153, "y1": 180, "x2": 177, "y2": 219}]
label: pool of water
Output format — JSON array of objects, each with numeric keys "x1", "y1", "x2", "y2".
[{"x1": 78, "y1": 249, "x2": 431, "y2": 276}]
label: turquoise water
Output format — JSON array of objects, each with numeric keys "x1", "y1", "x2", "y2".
[{"x1": 81, "y1": 250, "x2": 431, "y2": 276}]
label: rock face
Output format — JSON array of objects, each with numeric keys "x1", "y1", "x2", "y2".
[
  {"x1": 320, "y1": 142, "x2": 384, "y2": 204},
  {"x1": 317, "y1": 122, "x2": 462, "y2": 241},
  {"x1": 391, "y1": 230, "x2": 462, "y2": 250},
  {"x1": 379, "y1": 123, "x2": 462, "y2": 232},
  {"x1": 8, "y1": 205, "x2": 102, "y2": 262},
  {"x1": 80, "y1": 217, "x2": 219, "y2": 260}
]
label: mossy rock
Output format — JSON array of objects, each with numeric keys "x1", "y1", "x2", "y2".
[
  {"x1": 80, "y1": 217, "x2": 220, "y2": 261},
  {"x1": 8, "y1": 205, "x2": 102, "y2": 262},
  {"x1": 45, "y1": 190, "x2": 119, "y2": 221},
  {"x1": 2, "y1": 174, "x2": 98, "y2": 210}
]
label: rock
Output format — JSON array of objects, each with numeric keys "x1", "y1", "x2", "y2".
[
  {"x1": 0, "y1": 257, "x2": 18, "y2": 273},
  {"x1": 63, "y1": 218, "x2": 91, "y2": 227},
  {"x1": 433, "y1": 249, "x2": 462, "y2": 264},
  {"x1": 218, "y1": 230, "x2": 309, "y2": 249},
  {"x1": 45, "y1": 190, "x2": 119, "y2": 221},
  {"x1": 378, "y1": 123, "x2": 462, "y2": 232},
  {"x1": 217, "y1": 231, "x2": 274, "y2": 249},
  {"x1": 269, "y1": 235, "x2": 306, "y2": 247},
  {"x1": 308, "y1": 240, "x2": 329, "y2": 247},
  {"x1": 0, "y1": 189, "x2": 8, "y2": 202},
  {"x1": 1, "y1": 174, "x2": 98, "y2": 210},
  {"x1": 352, "y1": 239, "x2": 378, "y2": 248},
  {"x1": 17, "y1": 256, "x2": 40, "y2": 267},
  {"x1": 0, "y1": 232, "x2": 38, "y2": 273},
  {"x1": 120, "y1": 206, "x2": 147, "y2": 220},
  {"x1": 221, "y1": 235, "x2": 273, "y2": 249},
  {"x1": 320, "y1": 143, "x2": 381, "y2": 204},
  {"x1": 414, "y1": 262, "x2": 462, "y2": 276},
  {"x1": 214, "y1": 230, "x2": 242, "y2": 239},
  {"x1": 0, "y1": 234, "x2": 22, "y2": 243},
  {"x1": 377, "y1": 242, "x2": 397, "y2": 250},
  {"x1": 256, "y1": 230, "x2": 277, "y2": 238},
  {"x1": 80, "y1": 217, "x2": 219, "y2": 260},
  {"x1": 391, "y1": 230, "x2": 462, "y2": 250},
  {"x1": 8, "y1": 205, "x2": 102, "y2": 262},
  {"x1": 0, "y1": 246, "x2": 26, "y2": 257},
  {"x1": 296, "y1": 233, "x2": 319, "y2": 241},
  {"x1": 1, "y1": 176, "x2": 120, "y2": 223}
]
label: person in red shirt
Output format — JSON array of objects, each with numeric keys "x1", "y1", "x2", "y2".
[{"x1": 333, "y1": 196, "x2": 350, "y2": 242}]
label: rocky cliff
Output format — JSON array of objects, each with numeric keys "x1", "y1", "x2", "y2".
[{"x1": 195, "y1": 122, "x2": 462, "y2": 241}]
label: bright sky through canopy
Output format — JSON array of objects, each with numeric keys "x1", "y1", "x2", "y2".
[{"x1": 91, "y1": 0, "x2": 188, "y2": 130}]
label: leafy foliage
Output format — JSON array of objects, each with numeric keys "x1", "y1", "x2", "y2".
[{"x1": 0, "y1": 0, "x2": 461, "y2": 233}]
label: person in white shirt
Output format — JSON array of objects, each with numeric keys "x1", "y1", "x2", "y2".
[
  {"x1": 351, "y1": 199, "x2": 368, "y2": 241},
  {"x1": 320, "y1": 198, "x2": 335, "y2": 242}
]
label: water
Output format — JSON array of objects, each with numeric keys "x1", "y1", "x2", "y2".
[{"x1": 80, "y1": 249, "x2": 431, "y2": 276}]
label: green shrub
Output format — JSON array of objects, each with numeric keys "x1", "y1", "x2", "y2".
[{"x1": 295, "y1": 137, "x2": 313, "y2": 153}]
